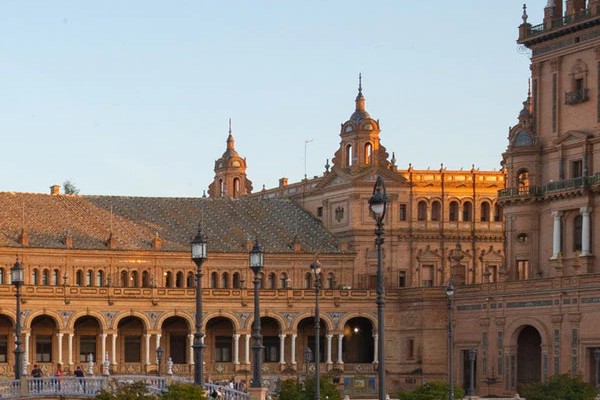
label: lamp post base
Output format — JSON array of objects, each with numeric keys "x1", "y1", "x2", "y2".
[{"x1": 248, "y1": 386, "x2": 268, "y2": 400}]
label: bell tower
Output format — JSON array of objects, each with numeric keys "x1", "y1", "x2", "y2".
[
  {"x1": 208, "y1": 119, "x2": 253, "y2": 198},
  {"x1": 331, "y1": 75, "x2": 390, "y2": 173}
]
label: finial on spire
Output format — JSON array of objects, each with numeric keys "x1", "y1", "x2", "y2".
[
  {"x1": 228, "y1": 117, "x2": 232, "y2": 134},
  {"x1": 358, "y1": 73, "x2": 362, "y2": 96},
  {"x1": 522, "y1": 4, "x2": 528, "y2": 24}
]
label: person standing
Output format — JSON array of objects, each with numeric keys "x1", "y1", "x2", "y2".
[{"x1": 74, "y1": 366, "x2": 85, "y2": 393}]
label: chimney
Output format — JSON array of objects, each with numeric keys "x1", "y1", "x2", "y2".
[
  {"x1": 19, "y1": 229, "x2": 29, "y2": 246},
  {"x1": 65, "y1": 232, "x2": 73, "y2": 248},
  {"x1": 153, "y1": 233, "x2": 162, "y2": 250},
  {"x1": 279, "y1": 178, "x2": 288, "y2": 187},
  {"x1": 50, "y1": 185, "x2": 60, "y2": 195}
]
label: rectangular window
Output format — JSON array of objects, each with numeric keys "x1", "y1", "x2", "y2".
[
  {"x1": 317, "y1": 207, "x2": 323, "y2": 217},
  {"x1": 487, "y1": 265, "x2": 497, "y2": 283},
  {"x1": 571, "y1": 160, "x2": 583, "y2": 179},
  {"x1": 79, "y1": 335, "x2": 96, "y2": 363},
  {"x1": 399, "y1": 204, "x2": 407, "y2": 221},
  {"x1": 421, "y1": 265, "x2": 434, "y2": 287},
  {"x1": 36, "y1": 335, "x2": 52, "y2": 362},
  {"x1": 517, "y1": 260, "x2": 530, "y2": 280},
  {"x1": 398, "y1": 270, "x2": 407, "y2": 288},
  {"x1": 407, "y1": 338, "x2": 415, "y2": 359},
  {"x1": 0, "y1": 335, "x2": 7, "y2": 362},
  {"x1": 215, "y1": 336, "x2": 232, "y2": 362},
  {"x1": 263, "y1": 336, "x2": 279, "y2": 362},
  {"x1": 124, "y1": 336, "x2": 141, "y2": 363}
]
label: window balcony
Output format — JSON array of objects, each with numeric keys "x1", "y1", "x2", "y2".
[{"x1": 565, "y1": 88, "x2": 589, "y2": 105}]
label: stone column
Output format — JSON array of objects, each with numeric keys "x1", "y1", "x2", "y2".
[
  {"x1": 100, "y1": 334, "x2": 107, "y2": 365},
  {"x1": 244, "y1": 334, "x2": 251, "y2": 364},
  {"x1": 111, "y1": 333, "x2": 117, "y2": 365},
  {"x1": 279, "y1": 334, "x2": 286, "y2": 365},
  {"x1": 290, "y1": 334, "x2": 297, "y2": 365},
  {"x1": 373, "y1": 333, "x2": 378, "y2": 364},
  {"x1": 57, "y1": 332, "x2": 64, "y2": 365},
  {"x1": 188, "y1": 334, "x2": 194, "y2": 366},
  {"x1": 68, "y1": 333, "x2": 74, "y2": 366},
  {"x1": 581, "y1": 207, "x2": 592, "y2": 256},
  {"x1": 24, "y1": 332, "x2": 30, "y2": 375},
  {"x1": 144, "y1": 334, "x2": 151, "y2": 365},
  {"x1": 551, "y1": 211, "x2": 562, "y2": 259},
  {"x1": 326, "y1": 334, "x2": 333, "y2": 365},
  {"x1": 337, "y1": 334, "x2": 344, "y2": 364},
  {"x1": 233, "y1": 334, "x2": 240, "y2": 365}
]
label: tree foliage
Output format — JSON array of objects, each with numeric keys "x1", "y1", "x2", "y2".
[
  {"x1": 276, "y1": 377, "x2": 341, "y2": 400},
  {"x1": 94, "y1": 380, "x2": 156, "y2": 400},
  {"x1": 160, "y1": 382, "x2": 208, "y2": 400},
  {"x1": 397, "y1": 380, "x2": 465, "y2": 400},
  {"x1": 519, "y1": 374, "x2": 596, "y2": 400},
  {"x1": 63, "y1": 179, "x2": 80, "y2": 195}
]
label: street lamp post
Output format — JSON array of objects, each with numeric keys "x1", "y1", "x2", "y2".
[
  {"x1": 467, "y1": 349, "x2": 477, "y2": 397},
  {"x1": 191, "y1": 227, "x2": 208, "y2": 386},
  {"x1": 156, "y1": 346, "x2": 164, "y2": 377},
  {"x1": 249, "y1": 240, "x2": 265, "y2": 388},
  {"x1": 11, "y1": 258, "x2": 24, "y2": 380},
  {"x1": 368, "y1": 176, "x2": 388, "y2": 400},
  {"x1": 445, "y1": 282, "x2": 455, "y2": 400},
  {"x1": 310, "y1": 261, "x2": 322, "y2": 400}
]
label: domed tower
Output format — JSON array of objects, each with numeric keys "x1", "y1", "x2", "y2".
[
  {"x1": 208, "y1": 120, "x2": 253, "y2": 198},
  {"x1": 331, "y1": 75, "x2": 390, "y2": 173}
]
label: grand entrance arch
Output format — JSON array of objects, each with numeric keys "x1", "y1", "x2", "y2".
[{"x1": 517, "y1": 325, "x2": 542, "y2": 387}]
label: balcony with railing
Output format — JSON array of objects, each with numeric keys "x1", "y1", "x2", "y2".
[
  {"x1": 565, "y1": 88, "x2": 589, "y2": 105},
  {"x1": 522, "y1": 6, "x2": 600, "y2": 40},
  {"x1": 498, "y1": 173, "x2": 600, "y2": 200}
]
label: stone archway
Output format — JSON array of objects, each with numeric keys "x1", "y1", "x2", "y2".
[{"x1": 517, "y1": 325, "x2": 542, "y2": 387}]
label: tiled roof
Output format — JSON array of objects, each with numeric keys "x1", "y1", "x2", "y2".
[{"x1": 0, "y1": 192, "x2": 340, "y2": 253}]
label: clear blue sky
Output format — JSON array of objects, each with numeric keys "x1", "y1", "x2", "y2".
[{"x1": 1, "y1": 1, "x2": 546, "y2": 197}]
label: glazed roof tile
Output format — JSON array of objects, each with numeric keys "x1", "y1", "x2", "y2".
[{"x1": 0, "y1": 192, "x2": 340, "y2": 253}]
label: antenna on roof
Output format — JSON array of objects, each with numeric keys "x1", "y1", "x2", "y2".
[{"x1": 304, "y1": 139, "x2": 313, "y2": 180}]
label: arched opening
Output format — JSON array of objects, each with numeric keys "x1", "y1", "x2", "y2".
[
  {"x1": 417, "y1": 200, "x2": 427, "y2": 221},
  {"x1": 297, "y1": 317, "x2": 326, "y2": 367},
  {"x1": 517, "y1": 325, "x2": 542, "y2": 388},
  {"x1": 233, "y1": 178, "x2": 241, "y2": 198},
  {"x1": 262, "y1": 317, "x2": 282, "y2": 363},
  {"x1": 364, "y1": 143, "x2": 372, "y2": 164},
  {"x1": 210, "y1": 272, "x2": 218, "y2": 288},
  {"x1": 76, "y1": 270, "x2": 83, "y2": 286},
  {"x1": 346, "y1": 144, "x2": 353, "y2": 167},
  {"x1": 74, "y1": 316, "x2": 101, "y2": 365},
  {"x1": 342, "y1": 317, "x2": 373, "y2": 363},
  {"x1": 52, "y1": 269, "x2": 60, "y2": 286},
  {"x1": 279, "y1": 273, "x2": 288, "y2": 289},
  {"x1": 206, "y1": 317, "x2": 234, "y2": 365},
  {"x1": 96, "y1": 270, "x2": 104, "y2": 287},
  {"x1": 0, "y1": 315, "x2": 12, "y2": 365},
  {"x1": 176, "y1": 271, "x2": 184, "y2": 288},
  {"x1": 219, "y1": 179, "x2": 224, "y2": 197},
  {"x1": 232, "y1": 272, "x2": 241, "y2": 289},
  {"x1": 268, "y1": 273, "x2": 276, "y2": 289},
  {"x1": 304, "y1": 273, "x2": 312, "y2": 289},
  {"x1": 160, "y1": 316, "x2": 190, "y2": 366},
  {"x1": 463, "y1": 201, "x2": 473, "y2": 222},
  {"x1": 187, "y1": 272, "x2": 195, "y2": 288},
  {"x1": 117, "y1": 316, "x2": 145, "y2": 370},
  {"x1": 86, "y1": 270, "x2": 94, "y2": 287},
  {"x1": 131, "y1": 271, "x2": 139, "y2": 287},
  {"x1": 31, "y1": 315, "x2": 59, "y2": 368},
  {"x1": 481, "y1": 201, "x2": 490, "y2": 222},
  {"x1": 42, "y1": 269, "x2": 49, "y2": 286},
  {"x1": 165, "y1": 271, "x2": 173, "y2": 288},
  {"x1": 120, "y1": 270, "x2": 128, "y2": 287},
  {"x1": 449, "y1": 201, "x2": 459, "y2": 222},
  {"x1": 142, "y1": 271, "x2": 150, "y2": 288},
  {"x1": 221, "y1": 272, "x2": 229, "y2": 289}
]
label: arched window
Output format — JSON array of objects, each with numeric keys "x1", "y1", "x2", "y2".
[
  {"x1": 431, "y1": 201, "x2": 441, "y2": 221},
  {"x1": 346, "y1": 144, "x2": 353, "y2": 167},
  {"x1": 517, "y1": 169, "x2": 529, "y2": 193},
  {"x1": 219, "y1": 179, "x2": 224, "y2": 197},
  {"x1": 268, "y1": 273, "x2": 276, "y2": 289},
  {"x1": 131, "y1": 271, "x2": 139, "y2": 287},
  {"x1": 494, "y1": 203, "x2": 502, "y2": 221},
  {"x1": 221, "y1": 272, "x2": 229, "y2": 289},
  {"x1": 364, "y1": 143, "x2": 372, "y2": 164},
  {"x1": 76, "y1": 270, "x2": 83, "y2": 286},
  {"x1": 53, "y1": 269, "x2": 60, "y2": 286},
  {"x1": 327, "y1": 273, "x2": 335, "y2": 289},
  {"x1": 86, "y1": 270, "x2": 94, "y2": 286},
  {"x1": 97, "y1": 270, "x2": 105, "y2": 287},
  {"x1": 304, "y1": 273, "x2": 312, "y2": 289},
  {"x1": 32, "y1": 269, "x2": 39, "y2": 285},
  {"x1": 463, "y1": 201, "x2": 473, "y2": 221},
  {"x1": 164, "y1": 271, "x2": 172, "y2": 287},
  {"x1": 210, "y1": 272, "x2": 218, "y2": 288},
  {"x1": 259, "y1": 272, "x2": 265, "y2": 289},
  {"x1": 232, "y1": 272, "x2": 241, "y2": 289},
  {"x1": 233, "y1": 178, "x2": 240, "y2": 198},
  {"x1": 176, "y1": 271, "x2": 184, "y2": 288},
  {"x1": 42, "y1": 269, "x2": 49, "y2": 286},
  {"x1": 187, "y1": 272, "x2": 195, "y2": 288},
  {"x1": 449, "y1": 201, "x2": 459, "y2": 222},
  {"x1": 279, "y1": 273, "x2": 288, "y2": 289},
  {"x1": 142, "y1": 271, "x2": 150, "y2": 287},
  {"x1": 481, "y1": 202, "x2": 490, "y2": 222},
  {"x1": 121, "y1": 270, "x2": 128, "y2": 287},
  {"x1": 417, "y1": 201, "x2": 427, "y2": 221},
  {"x1": 0, "y1": 268, "x2": 4, "y2": 284}
]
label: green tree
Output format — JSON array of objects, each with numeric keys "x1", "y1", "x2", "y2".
[
  {"x1": 519, "y1": 374, "x2": 596, "y2": 400},
  {"x1": 276, "y1": 377, "x2": 341, "y2": 400},
  {"x1": 94, "y1": 380, "x2": 157, "y2": 400},
  {"x1": 397, "y1": 380, "x2": 464, "y2": 400},
  {"x1": 63, "y1": 179, "x2": 80, "y2": 195},
  {"x1": 160, "y1": 382, "x2": 208, "y2": 400}
]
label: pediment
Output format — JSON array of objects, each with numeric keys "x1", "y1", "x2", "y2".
[
  {"x1": 314, "y1": 167, "x2": 407, "y2": 191},
  {"x1": 416, "y1": 245, "x2": 441, "y2": 261},
  {"x1": 479, "y1": 246, "x2": 503, "y2": 262},
  {"x1": 553, "y1": 130, "x2": 590, "y2": 145}
]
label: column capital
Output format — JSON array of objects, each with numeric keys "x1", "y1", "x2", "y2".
[
  {"x1": 580, "y1": 207, "x2": 593, "y2": 215},
  {"x1": 552, "y1": 210, "x2": 563, "y2": 218},
  {"x1": 279, "y1": 334, "x2": 287, "y2": 339}
]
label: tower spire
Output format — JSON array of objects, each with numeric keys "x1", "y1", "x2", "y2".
[
  {"x1": 227, "y1": 118, "x2": 234, "y2": 150},
  {"x1": 355, "y1": 73, "x2": 365, "y2": 111}
]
